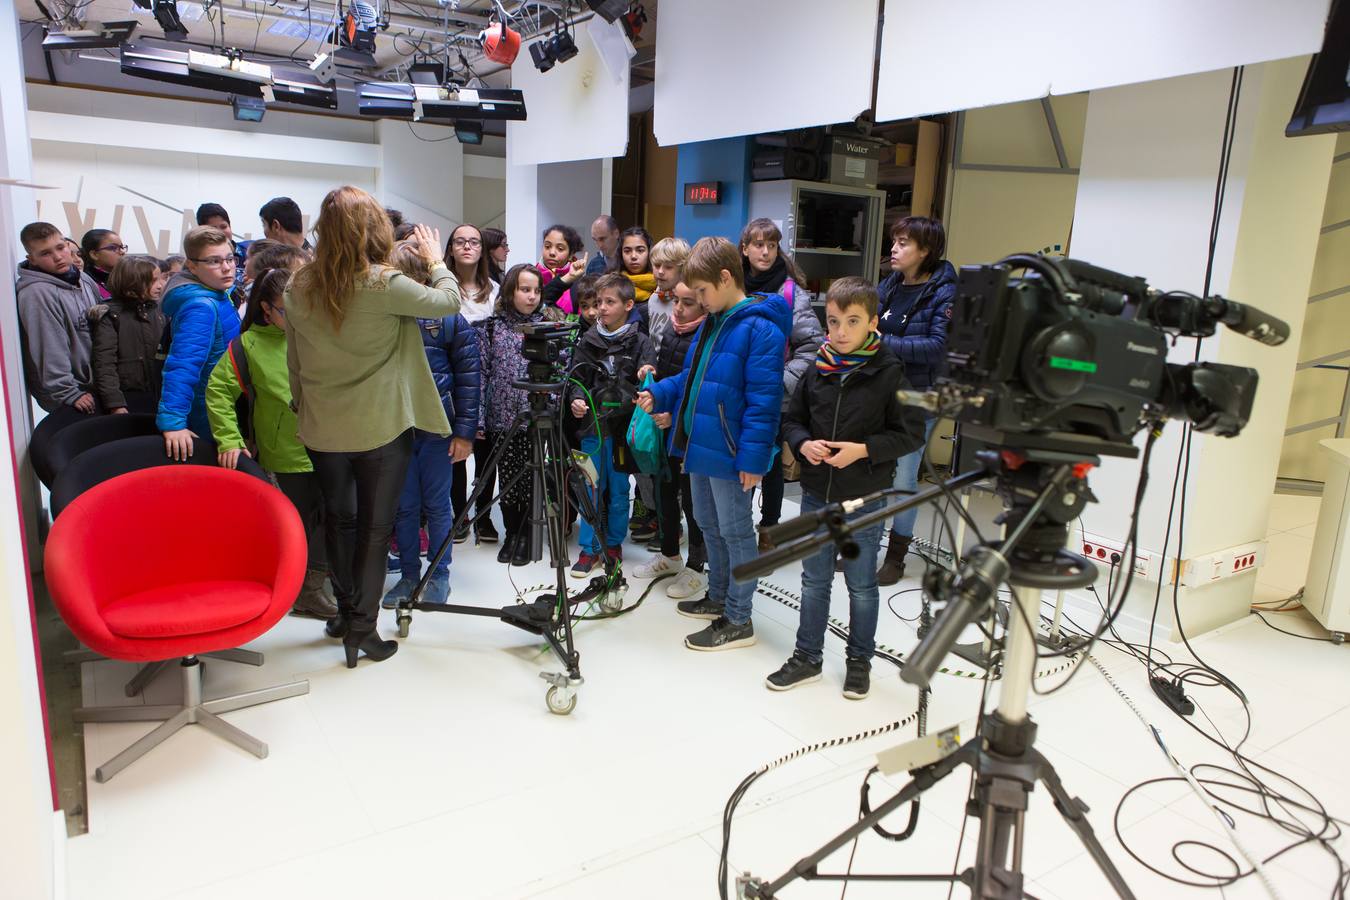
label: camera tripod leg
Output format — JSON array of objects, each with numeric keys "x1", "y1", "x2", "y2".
[
  {"x1": 1034, "y1": 750, "x2": 1137, "y2": 899},
  {"x1": 743, "y1": 740, "x2": 980, "y2": 899}
]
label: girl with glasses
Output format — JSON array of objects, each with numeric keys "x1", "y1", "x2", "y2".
[{"x1": 80, "y1": 229, "x2": 127, "y2": 299}]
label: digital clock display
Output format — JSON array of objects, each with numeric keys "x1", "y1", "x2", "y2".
[{"x1": 683, "y1": 181, "x2": 721, "y2": 205}]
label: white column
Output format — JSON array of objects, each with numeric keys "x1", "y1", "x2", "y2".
[
  {"x1": 1071, "y1": 58, "x2": 1336, "y2": 636},
  {"x1": 504, "y1": 155, "x2": 606, "y2": 271},
  {"x1": 0, "y1": 6, "x2": 60, "y2": 898}
]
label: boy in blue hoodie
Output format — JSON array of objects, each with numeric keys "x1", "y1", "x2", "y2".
[
  {"x1": 637, "y1": 237, "x2": 790, "y2": 651},
  {"x1": 157, "y1": 226, "x2": 241, "y2": 461}
]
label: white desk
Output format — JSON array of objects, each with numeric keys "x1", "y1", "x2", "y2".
[{"x1": 1303, "y1": 439, "x2": 1350, "y2": 641}]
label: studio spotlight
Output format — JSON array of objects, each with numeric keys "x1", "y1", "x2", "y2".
[
  {"x1": 454, "y1": 120, "x2": 484, "y2": 145},
  {"x1": 231, "y1": 94, "x2": 266, "y2": 122},
  {"x1": 480, "y1": 20, "x2": 521, "y2": 66},
  {"x1": 132, "y1": 0, "x2": 188, "y2": 41},
  {"x1": 529, "y1": 39, "x2": 555, "y2": 73},
  {"x1": 585, "y1": 0, "x2": 628, "y2": 23},
  {"x1": 549, "y1": 31, "x2": 578, "y2": 65}
]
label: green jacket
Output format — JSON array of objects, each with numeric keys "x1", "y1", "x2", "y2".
[
  {"x1": 283, "y1": 264, "x2": 460, "y2": 453},
  {"x1": 204, "y1": 324, "x2": 311, "y2": 473}
]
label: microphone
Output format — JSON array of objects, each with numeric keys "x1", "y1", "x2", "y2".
[{"x1": 1212, "y1": 297, "x2": 1289, "y2": 347}]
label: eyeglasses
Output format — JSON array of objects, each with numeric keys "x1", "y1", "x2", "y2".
[
  {"x1": 452, "y1": 238, "x2": 482, "y2": 249},
  {"x1": 190, "y1": 256, "x2": 237, "y2": 268},
  {"x1": 98, "y1": 244, "x2": 128, "y2": 254}
]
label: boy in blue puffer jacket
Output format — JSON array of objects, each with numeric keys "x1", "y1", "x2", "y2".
[
  {"x1": 637, "y1": 237, "x2": 790, "y2": 652},
  {"x1": 157, "y1": 226, "x2": 241, "y2": 461},
  {"x1": 383, "y1": 242, "x2": 481, "y2": 607}
]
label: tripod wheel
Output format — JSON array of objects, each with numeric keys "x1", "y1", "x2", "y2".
[
  {"x1": 396, "y1": 615, "x2": 410, "y2": 639},
  {"x1": 545, "y1": 685, "x2": 577, "y2": 716}
]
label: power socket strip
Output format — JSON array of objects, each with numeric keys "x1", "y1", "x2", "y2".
[{"x1": 1078, "y1": 529, "x2": 1161, "y2": 582}]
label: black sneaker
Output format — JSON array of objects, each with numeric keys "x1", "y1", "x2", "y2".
[
  {"x1": 765, "y1": 652, "x2": 823, "y2": 691},
  {"x1": 843, "y1": 657, "x2": 871, "y2": 700},
  {"x1": 452, "y1": 521, "x2": 471, "y2": 544},
  {"x1": 685, "y1": 616, "x2": 756, "y2": 652},
  {"x1": 630, "y1": 514, "x2": 658, "y2": 542},
  {"x1": 676, "y1": 596, "x2": 725, "y2": 620},
  {"x1": 475, "y1": 518, "x2": 500, "y2": 545}
]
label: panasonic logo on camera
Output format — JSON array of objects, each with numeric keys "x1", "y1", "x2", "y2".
[{"x1": 1126, "y1": 342, "x2": 1160, "y2": 355}]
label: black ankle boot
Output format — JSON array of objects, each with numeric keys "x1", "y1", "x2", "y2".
[
  {"x1": 497, "y1": 532, "x2": 517, "y2": 564},
  {"x1": 512, "y1": 532, "x2": 531, "y2": 566},
  {"x1": 343, "y1": 630, "x2": 399, "y2": 668},
  {"x1": 324, "y1": 613, "x2": 351, "y2": 639},
  {"x1": 877, "y1": 531, "x2": 912, "y2": 587}
]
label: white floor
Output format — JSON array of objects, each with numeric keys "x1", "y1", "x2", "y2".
[{"x1": 63, "y1": 494, "x2": 1349, "y2": 900}]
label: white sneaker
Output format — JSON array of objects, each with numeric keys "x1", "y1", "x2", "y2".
[
  {"x1": 634, "y1": 554, "x2": 684, "y2": 579},
  {"x1": 666, "y1": 568, "x2": 705, "y2": 600}
]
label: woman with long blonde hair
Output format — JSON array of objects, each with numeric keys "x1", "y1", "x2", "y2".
[{"x1": 283, "y1": 186, "x2": 460, "y2": 667}]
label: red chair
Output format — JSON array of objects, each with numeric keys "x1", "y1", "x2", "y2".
[{"x1": 45, "y1": 466, "x2": 309, "y2": 783}]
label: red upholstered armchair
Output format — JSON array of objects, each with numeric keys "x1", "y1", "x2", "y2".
[{"x1": 45, "y1": 466, "x2": 310, "y2": 782}]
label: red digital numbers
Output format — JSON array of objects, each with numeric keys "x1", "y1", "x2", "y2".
[{"x1": 684, "y1": 182, "x2": 721, "y2": 205}]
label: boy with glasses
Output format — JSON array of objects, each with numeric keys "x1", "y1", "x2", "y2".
[{"x1": 157, "y1": 226, "x2": 241, "y2": 460}]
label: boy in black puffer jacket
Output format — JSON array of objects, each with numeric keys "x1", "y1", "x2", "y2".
[
  {"x1": 382, "y1": 242, "x2": 481, "y2": 608},
  {"x1": 633, "y1": 280, "x2": 708, "y2": 599},
  {"x1": 768, "y1": 277, "x2": 925, "y2": 701},
  {"x1": 568, "y1": 273, "x2": 654, "y2": 577}
]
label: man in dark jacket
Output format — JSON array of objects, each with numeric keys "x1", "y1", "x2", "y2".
[
  {"x1": 383, "y1": 312, "x2": 481, "y2": 607},
  {"x1": 568, "y1": 273, "x2": 655, "y2": 577},
  {"x1": 769, "y1": 277, "x2": 925, "y2": 700},
  {"x1": 16, "y1": 222, "x2": 102, "y2": 414},
  {"x1": 875, "y1": 216, "x2": 957, "y2": 586}
]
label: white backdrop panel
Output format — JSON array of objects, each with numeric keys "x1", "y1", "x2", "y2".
[
  {"x1": 507, "y1": 23, "x2": 630, "y2": 166},
  {"x1": 877, "y1": 0, "x2": 1330, "y2": 120},
  {"x1": 653, "y1": 0, "x2": 880, "y2": 146}
]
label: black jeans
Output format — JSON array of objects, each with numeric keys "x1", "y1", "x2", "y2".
[
  {"x1": 274, "y1": 471, "x2": 327, "y2": 572},
  {"x1": 758, "y1": 461, "x2": 785, "y2": 528},
  {"x1": 307, "y1": 430, "x2": 414, "y2": 634},
  {"x1": 659, "y1": 467, "x2": 704, "y2": 559}
]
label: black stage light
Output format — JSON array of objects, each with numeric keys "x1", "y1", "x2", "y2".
[
  {"x1": 549, "y1": 31, "x2": 578, "y2": 65},
  {"x1": 132, "y1": 0, "x2": 188, "y2": 42},
  {"x1": 232, "y1": 95, "x2": 266, "y2": 122},
  {"x1": 454, "y1": 120, "x2": 484, "y2": 145},
  {"x1": 530, "y1": 38, "x2": 555, "y2": 73},
  {"x1": 120, "y1": 43, "x2": 338, "y2": 110},
  {"x1": 356, "y1": 81, "x2": 526, "y2": 121},
  {"x1": 41, "y1": 19, "x2": 137, "y2": 50},
  {"x1": 585, "y1": 0, "x2": 628, "y2": 23}
]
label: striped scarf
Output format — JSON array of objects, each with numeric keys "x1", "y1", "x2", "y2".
[{"x1": 815, "y1": 332, "x2": 880, "y2": 376}]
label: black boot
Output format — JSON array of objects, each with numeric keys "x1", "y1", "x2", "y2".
[
  {"x1": 343, "y1": 630, "x2": 399, "y2": 668},
  {"x1": 497, "y1": 532, "x2": 517, "y2": 564},
  {"x1": 512, "y1": 532, "x2": 531, "y2": 566},
  {"x1": 324, "y1": 613, "x2": 350, "y2": 639},
  {"x1": 877, "y1": 531, "x2": 912, "y2": 587}
]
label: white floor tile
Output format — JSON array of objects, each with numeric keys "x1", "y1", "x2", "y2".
[
  {"x1": 1266, "y1": 494, "x2": 1321, "y2": 534},
  {"x1": 60, "y1": 489, "x2": 1350, "y2": 900}
]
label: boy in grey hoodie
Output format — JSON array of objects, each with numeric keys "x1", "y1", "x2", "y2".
[{"x1": 16, "y1": 222, "x2": 103, "y2": 413}]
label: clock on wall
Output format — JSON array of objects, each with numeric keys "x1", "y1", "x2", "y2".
[{"x1": 683, "y1": 181, "x2": 721, "y2": 205}]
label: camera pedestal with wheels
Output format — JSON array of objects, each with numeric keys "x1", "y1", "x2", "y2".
[{"x1": 392, "y1": 321, "x2": 620, "y2": 715}]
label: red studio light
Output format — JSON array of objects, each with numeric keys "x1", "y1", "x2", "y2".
[{"x1": 481, "y1": 20, "x2": 521, "y2": 65}]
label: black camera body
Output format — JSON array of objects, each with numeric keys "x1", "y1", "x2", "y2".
[{"x1": 923, "y1": 255, "x2": 1274, "y2": 457}]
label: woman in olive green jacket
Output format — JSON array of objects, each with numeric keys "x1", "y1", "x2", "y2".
[{"x1": 283, "y1": 187, "x2": 460, "y2": 667}]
